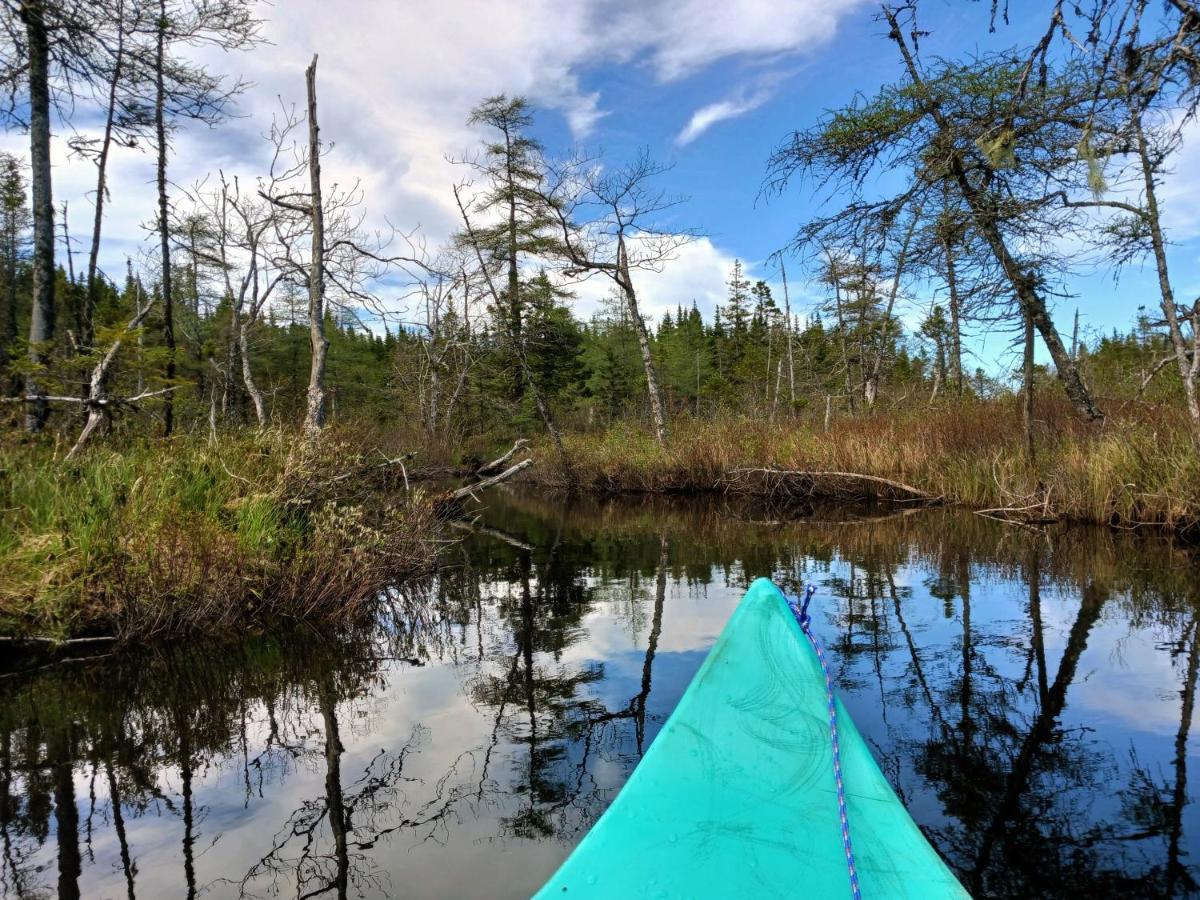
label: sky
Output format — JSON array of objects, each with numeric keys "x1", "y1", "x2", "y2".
[{"x1": 2, "y1": 0, "x2": 1198, "y2": 375}]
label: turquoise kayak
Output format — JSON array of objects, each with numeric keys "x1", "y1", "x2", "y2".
[{"x1": 535, "y1": 578, "x2": 969, "y2": 899}]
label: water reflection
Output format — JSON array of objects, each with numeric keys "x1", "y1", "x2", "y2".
[{"x1": 1, "y1": 490, "x2": 1199, "y2": 898}]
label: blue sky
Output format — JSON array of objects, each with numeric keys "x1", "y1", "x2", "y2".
[{"x1": 2, "y1": 0, "x2": 1196, "y2": 375}]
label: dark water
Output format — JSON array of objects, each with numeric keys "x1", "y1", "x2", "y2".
[{"x1": 3, "y1": 489, "x2": 1200, "y2": 899}]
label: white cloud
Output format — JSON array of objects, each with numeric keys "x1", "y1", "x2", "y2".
[
  {"x1": 564, "y1": 237, "x2": 783, "y2": 325},
  {"x1": 676, "y1": 91, "x2": 771, "y2": 146},
  {"x1": 1, "y1": 0, "x2": 864, "y2": 318},
  {"x1": 621, "y1": 0, "x2": 871, "y2": 82},
  {"x1": 1159, "y1": 116, "x2": 1200, "y2": 240}
]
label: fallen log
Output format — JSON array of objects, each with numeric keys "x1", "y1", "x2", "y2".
[
  {"x1": 450, "y1": 458, "x2": 534, "y2": 502},
  {"x1": 0, "y1": 635, "x2": 117, "y2": 646},
  {"x1": 478, "y1": 438, "x2": 530, "y2": 476},
  {"x1": 433, "y1": 457, "x2": 535, "y2": 519},
  {"x1": 725, "y1": 468, "x2": 937, "y2": 502}
]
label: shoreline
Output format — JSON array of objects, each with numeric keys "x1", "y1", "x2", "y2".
[{"x1": 4, "y1": 396, "x2": 1198, "y2": 645}]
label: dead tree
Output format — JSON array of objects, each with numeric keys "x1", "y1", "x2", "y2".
[
  {"x1": 65, "y1": 297, "x2": 157, "y2": 458},
  {"x1": 256, "y1": 80, "x2": 429, "y2": 439},
  {"x1": 544, "y1": 150, "x2": 696, "y2": 445},
  {"x1": 175, "y1": 171, "x2": 291, "y2": 425},
  {"x1": 301, "y1": 55, "x2": 327, "y2": 438}
]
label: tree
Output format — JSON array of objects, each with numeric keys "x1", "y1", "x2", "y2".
[
  {"x1": 544, "y1": 149, "x2": 694, "y2": 445},
  {"x1": 454, "y1": 95, "x2": 567, "y2": 458},
  {"x1": 302, "y1": 54, "x2": 326, "y2": 438},
  {"x1": 767, "y1": 21, "x2": 1110, "y2": 421},
  {"x1": 460, "y1": 96, "x2": 558, "y2": 349},
  {"x1": 143, "y1": 0, "x2": 259, "y2": 435},
  {"x1": 920, "y1": 303, "x2": 950, "y2": 402},
  {"x1": 0, "y1": 152, "x2": 29, "y2": 390},
  {"x1": 14, "y1": 0, "x2": 56, "y2": 431}
]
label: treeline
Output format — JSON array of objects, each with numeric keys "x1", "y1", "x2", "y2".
[{"x1": 0, "y1": 0, "x2": 1197, "y2": 465}]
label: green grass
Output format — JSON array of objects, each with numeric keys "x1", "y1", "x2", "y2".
[{"x1": 0, "y1": 429, "x2": 442, "y2": 642}]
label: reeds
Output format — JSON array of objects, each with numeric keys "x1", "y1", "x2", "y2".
[{"x1": 538, "y1": 396, "x2": 1200, "y2": 530}]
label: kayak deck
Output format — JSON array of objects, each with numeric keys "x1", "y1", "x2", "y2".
[{"x1": 534, "y1": 577, "x2": 968, "y2": 899}]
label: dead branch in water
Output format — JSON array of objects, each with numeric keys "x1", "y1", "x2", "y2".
[
  {"x1": 724, "y1": 467, "x2": 937, "y2": 503},
  {"x1": 478, "y1": 438, "x2": 530, "y2": 476},
  {"x1": 449, "y1": 458, "x2": 534, "y2": 503}
]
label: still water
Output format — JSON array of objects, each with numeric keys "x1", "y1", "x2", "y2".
[{"x1": 2, "y1": 489, "x2": 1200, "y2": 899}]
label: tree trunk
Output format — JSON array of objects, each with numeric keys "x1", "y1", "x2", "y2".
[
  {"x1": 929, "y1": 350, "x2": 943, "y2": 402},
  {"x1": 319, "y1": 680, "x2": 350, "y2": 900},
  {"x1": 1023, "y1": 306, "x2": 1036, "y2": 467},
  {"x1": 84, "y1": 2, "x2": 124, "y2": 355},
  {"x1": 238, "y1": 315, "x2": 266, "y2": 425},
  {"x1": 830, "y1": 268, "x2": 854, "y2": 413},
  {"x1": 67, "y1": 298, "x2": 155, "y2": 460},
  {"x1": 779, "y1": 257, "x2": 796, "y2": 408},
  {"x1": 619, "y1": 236, "x2": 667, "y2": 445},
  {"x1": 52, "y1": 733, "x2": 81, "y2": 900},
  {"x1": 771, "y1": 357, "x2": 783, "y2": 421},
  {"x1": 452, "y1": 184, "x2": 567, "y2": 465},
  {"x1": 962, "y1": 191, "x2": 1099, "y2": 420},
  {"x1": 303, "y1": 55, "x2": 328, "y2": 439},
  {"x1": 21, "y1": 0, "x2": 55, "y2": 433},
  {"x1": 943, "y1": 237, "x2": 964, "y2": 395},
  {"x1": 865, "y1": 209, "x2": 921, "y2": 409},
  {"x1": 3, "y1": 157, "x2": 23, "y2": 395},
  {"x1": 884, "y1": 8, "x2": 1102, "y2": 422},
  {"x1": 1135, "y1": 113, "x2": 1200, "y2": 450},
  {"x1": 155, "y1": 0, "x2": 176, "y2": 436}
]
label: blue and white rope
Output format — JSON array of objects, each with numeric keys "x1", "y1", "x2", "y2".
[{"x1": 790, "y1": 584, "x2": 862, "y2": 900}]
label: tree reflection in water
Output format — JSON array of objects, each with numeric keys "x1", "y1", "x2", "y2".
[{"x1": 0, "y1": 490, "x2": 1198, "y2": 899}]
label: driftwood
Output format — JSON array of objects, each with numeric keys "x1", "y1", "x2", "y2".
[
  {"x1": 329, "y1": 451, "x2": 414, "y2": 486},
  {"x1": 477, "y1": 438, "x2": 529, "y2": 476},
  {"x1": 449, "y1": 458, "x2": 534, "y2": 503},
  {"x1": 975, "y1": 505, "x2": 1059, "y2": 527},
  {"x1": 725, "y1": 468, "x2": 937, "y2": 503},
  {"x1": 430, "y1": 457, "x2": 536, "y2": 520}
]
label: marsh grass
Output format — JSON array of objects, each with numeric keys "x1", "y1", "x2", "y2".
[
  {"x1": 539, "y1": 396, "x2": 1200, "y2": 530},
  {"x1": 0, "y1": 428, "x2": 443, "y2": 641}
]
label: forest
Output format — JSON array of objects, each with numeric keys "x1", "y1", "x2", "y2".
[{"x1": 1, "y1": 0, "x2": 1199, "y2": 641}]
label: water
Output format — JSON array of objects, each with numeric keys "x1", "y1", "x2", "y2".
[{"x1": 2, "y1": 488, "x2": 1199, "y2": 899}]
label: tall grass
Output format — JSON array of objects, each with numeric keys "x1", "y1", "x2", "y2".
[
  {"x1": 0, "y1": 429, "x2": 443, "y2": 641},
  {"x1": 538, "y1": 396, "x2": 1200, "y2": 530}
]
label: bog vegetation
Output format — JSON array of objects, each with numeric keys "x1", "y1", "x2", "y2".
[{"x1": 0, "y1": 1, "x2": 1198, "y2": 639}]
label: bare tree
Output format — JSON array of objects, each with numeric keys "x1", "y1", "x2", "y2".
[
  {"x1": 302, "y1": 55, "x2": 326, "y2": 438},
  {"x1": 256, "y1": 81, "x2": 426, "y2": 439},
  {"x1": 544, "y1": 150, "x2": 695, "y2": 445},
  {"x1": 140, "y1": 0, "x2": 259, "y2": 435},
  {"x1": 770, "y1": 252, "x2": 797, "y2": 411},
  {"x1": 175, "y1": 171, "x2": 291, "y2": 425}
]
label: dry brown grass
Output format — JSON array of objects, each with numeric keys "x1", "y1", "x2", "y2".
[{"x1": 535, "y1": 396, "x2": 1200, "y2": 530}]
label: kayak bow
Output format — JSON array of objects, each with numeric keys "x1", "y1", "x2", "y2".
[{"x1": 534, "y1": 577, "x2": 969, "y2": 899}]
